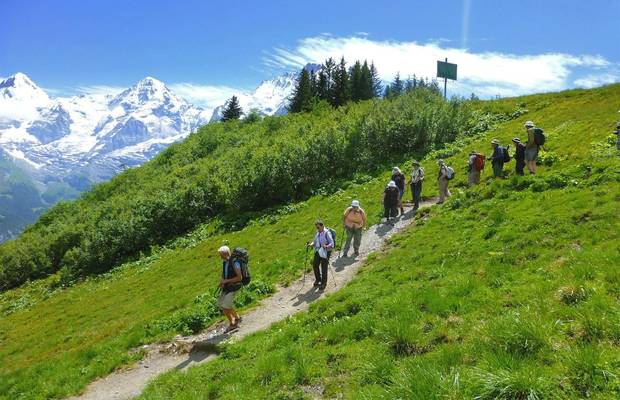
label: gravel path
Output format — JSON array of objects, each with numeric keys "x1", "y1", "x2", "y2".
[{"x1": 68, "y1": 199, "x2": 437, "y2": 400}]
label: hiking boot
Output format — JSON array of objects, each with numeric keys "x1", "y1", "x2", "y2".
[
  {"x1": 400, "y1": 208, "x2": 405, "y2": 215},
  {"x1": 354, "y1": 251, "x2": 359, "y2": 257},
  {"x1": 224, "y1": 324, "x2": 238, "y2": 334},
  {"x1": 319, "y1": 284, "x2": 327, "y2": 290},
  {"x1": 313, "y1": 280, "x2": 321, "y2": 287},
  {"x1": 342, "y1": 252, "x2": 348, "y2": 258}
]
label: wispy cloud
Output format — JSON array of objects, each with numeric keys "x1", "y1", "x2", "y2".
[
  {"x1": 74, "y1": 85, "x2": 125, "y2": 96},
  {"x1": 266, "y1": 35, "x2": 615, "y2": 98},
  {"x1": 168, "y1": 83, "x2": 242, "y2": 110},
  {"x1": 574, "y1": 73, "x2": 620, "y2": 89},
  {"x1": 461, "y1": 0, "x2": 472, "y2": 49}
]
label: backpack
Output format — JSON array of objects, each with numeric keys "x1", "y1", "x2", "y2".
[
  {"x1": 533, "y1": 128, "x2": 546, "y2": 146},
  {"x1": 473, "y1": 154, "x2": 485, "y2": 171},
  {"x1": 230, "y1": 247, "x2": 251, "y2": 285},
  {"x1": 501, "y1": 146, "x2": 511, "y2": 163},
  {"x1": 326, "y1": 227, "x2": 337, "y2": 249},
  {"x1": 446, "y1": 166, "x2": 455, "y2": 180}
]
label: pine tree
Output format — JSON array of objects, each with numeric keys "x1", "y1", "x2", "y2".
[
  {"x1": 350, "y1": 60, "x2": 363, "y2": 101},
  {"x1": 221, "y1": 95, "x2": 243, "y2": 121},
  {"x1": 391, "y1": 73, "x2": 403, "y2": 97},
  {"x1": 383, "y1": 85, "x2": 392, "y2": 99},
  {"x1": 369, "y1": 62, "x2": 382, "y2": 98},
  {"x1": 332, "y1": 57, "x2": 350, "y2": 107},
  {"x1": 360, "y1": 61, "x2": 374, "y2": 100},
  {"x1": 288, "y1": 68, "x2": 314, "y2": 113}
]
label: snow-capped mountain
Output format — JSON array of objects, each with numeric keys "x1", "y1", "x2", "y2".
[
  {"x1": 0, "y1": 70, "x2": 298, "y2": 241},
  {"x1": 210, "y1": 72, "x2": 297, "y2": 121}
]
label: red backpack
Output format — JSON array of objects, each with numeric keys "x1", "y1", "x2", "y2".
[{"x1": 473, "y1": 154, "x2": 486, "y2": 171}]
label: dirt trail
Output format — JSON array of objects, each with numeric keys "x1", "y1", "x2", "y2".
[{"x1": 68, "y1": 199, "x2": 436, "y2": 400}]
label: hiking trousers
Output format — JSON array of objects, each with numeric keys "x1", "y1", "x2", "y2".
[
  {"x1": 468, "y1": 170, "x2": 480, "y2": 186},
  {"x1": 410, "y1": 181, "x2": 422, "y2": 209},
  {"x1": 384, "y1": 204, "x2": 398, "y2": 219},
  {"x1": 343, "y1": 226, "x2": 362, "y2": 254},
  {"x1": 438, "y1": 178, "x2": 450, "y2": 203},
  {"x1": 312, "y1": 251, "x2": 331, "y2": 285},
  {"x1": 492, "y1": 161, "x2": 504, "y2": 178},
  {"x1": 515, "y1": 160, "x2": 525, "y2": 175}
]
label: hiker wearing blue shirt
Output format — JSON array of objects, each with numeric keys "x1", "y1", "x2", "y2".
[
  {"x1": 217, "y1": 245, "x2": 243, "y2": 333},
  {"x1": 490, "y1": 139, "x2": 504, "y2": 178},
  {"x1": 306, "y1": 220, "x2": 334, "y2": 290}
]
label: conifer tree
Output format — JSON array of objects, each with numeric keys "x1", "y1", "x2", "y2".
[
  {"x1": 391, "y1": 73, "x2": 404, "y2": 97},
  {"x1": 221, "y1": 95, "x2": 243, "y2": 121},
  {"x1": 369, "y1": 62, "x2": 382, "y2": 97},
  {"x1": 360, "y1": 61, "x2": 373, "y2": 100},
  {"x1": 350, "y1": 60, "x2": 363, "y2": 101},
  {"x1": 383, "y1": 85, "x2": 392, "y2": 99},
  {"x1": 288, "y1": 68, "x2": 314, "y2": 113},
  {"x1": 332, "y1": 57, "x2": 350, "y2": 107}
]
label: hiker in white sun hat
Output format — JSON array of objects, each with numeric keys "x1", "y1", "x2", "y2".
[
  {"x1": 383, "y1": 181, "x2": 400, "y2": 225},
  {"x1": 342, "y1": 200, "x2": 366, "y2": 258}
]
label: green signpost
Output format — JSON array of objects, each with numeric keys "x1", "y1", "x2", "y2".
[{"x1": 437, "y1": 58, "x2": 457, "y2": 99}]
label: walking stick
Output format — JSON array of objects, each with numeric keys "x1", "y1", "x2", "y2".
[{"x1": 297, "y1": 246, "x2": 310, "y2": 296}]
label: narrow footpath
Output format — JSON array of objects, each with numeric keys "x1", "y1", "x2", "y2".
[{"x1": 68, "y1": 198, "x2": 437, "y2": 400}]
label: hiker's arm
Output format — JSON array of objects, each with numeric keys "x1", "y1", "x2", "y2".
[{"x1": 323, "y1": 233, "x2": 334, "y2": 250}]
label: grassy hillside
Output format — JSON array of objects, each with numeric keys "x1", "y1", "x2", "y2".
[
  {"x1": 0, "y1": 84, "x2": 617, "y2": 399},
  {"x1": 135, "y1": 85, "x2": 620, "y2": 399},
  {"x1": 0, "y1": 89, "x2": 479, "y2": 290}
]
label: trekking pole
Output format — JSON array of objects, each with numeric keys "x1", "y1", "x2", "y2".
[
  {"x1": 328, "y1": 258, "x2": 338, "y2": 288},
  {"x1": 297, "y1": 246, "x2": 310, "y2": 296}
]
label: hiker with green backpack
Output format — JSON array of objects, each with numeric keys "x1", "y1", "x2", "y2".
[
  {"x1": 217, "y1": 245, "x2": 247, "y2": 333},
  {"x1": 525, "y1": 120, "x2": 545, "y2": 174},
  {"x1": 306, "y1": 220, "x2": 335, "y2": 290}
]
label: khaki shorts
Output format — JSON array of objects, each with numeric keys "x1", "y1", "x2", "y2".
[{"x1": 218, "y1": 289, "x2": 238, "y2": 310}]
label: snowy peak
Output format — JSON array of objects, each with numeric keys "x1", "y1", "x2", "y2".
[
  {"x1": 0, "y1": 72, "x2": 50, "y2": 104},
  {"x1": 111, "y1": 76, "x2": 177, "y2": 108}
]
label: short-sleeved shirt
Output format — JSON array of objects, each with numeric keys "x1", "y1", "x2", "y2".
[{"x1": 222, "y1": 259, "x2": 242, "y2": 293}]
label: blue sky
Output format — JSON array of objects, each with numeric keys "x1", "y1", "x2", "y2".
[{"x1": 1, "y1": 0, "x2": 618, "y2": 106}]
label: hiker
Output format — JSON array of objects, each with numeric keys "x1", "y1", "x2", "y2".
[
  {"x1": 217, "y1": 245, "x2": 242, "y2": 333},
  {"x1": 408, "y1": 160, "x2": 424, "y2": 210},
  {"x1": 524, "y1": 121, "x2": 540, "y2": 174},
  {"x1": 391, "y1": 167, "x2": 406, "y2": 215},
  {"x1": 342, "y1": 200, "x2": 366, "y2": 258},
  {"x1": 306, "y1": 220, "x2": 334, "y2": 290},
  {"x1": 489, "y1": 139, "x2": 505, "y2": 178},
  {"x1": 467, "y1": 151, "x2": 484, "y2": 186},
  {"x1": 614, "y1": 113, "x2": 620, "y2": 150},
  {"x1": 437, "y1": 160, "x2": 451, "y2": 204},
  {"x1": 512, "y1": 137, "x2": 526, "y2": 175},
  {"x1": 382, "y1": 180, "x2": 400, "y2": 224}
]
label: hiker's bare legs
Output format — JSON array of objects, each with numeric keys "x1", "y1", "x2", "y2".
[{"x1": 527, "y1": 160, "x2": 537, "y2": 174}]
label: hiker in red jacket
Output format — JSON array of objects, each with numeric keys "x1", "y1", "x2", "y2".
[{"x1": 467, "y1": 151, "x2": 484, "y2": 186}]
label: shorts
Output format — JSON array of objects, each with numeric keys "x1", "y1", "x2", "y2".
[
  {"x1": 218, "y1": 289, "x2": 238, "y2": 309},
  {"x1": 525, "y1": 146, "x2": 538, "y2": 161}
]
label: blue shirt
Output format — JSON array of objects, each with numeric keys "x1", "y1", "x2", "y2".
[{"x1": 313, "y1": 230, "x2": 334, "y2": 251}]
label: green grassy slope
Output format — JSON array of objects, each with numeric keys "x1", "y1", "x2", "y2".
[
  {"x1": 0, "y1": 85, "x2": 617, "y2": 399},
  {"x1": 136, "y1": 85, "x2": 620, "y2": 399}
]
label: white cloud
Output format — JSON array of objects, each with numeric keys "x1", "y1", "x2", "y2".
[
  {"x1": 266, "y1": 35, "x2": 614, "y2": 98},
  {"x1": 168, "y1": 83, "x2": 242, "y2": 110},
  {"x1": 574, "y1": 73, "x2": 619, "y2": 89},
  {"x1": 74, "y1": 85, "x2": 125, "y2": 96}
]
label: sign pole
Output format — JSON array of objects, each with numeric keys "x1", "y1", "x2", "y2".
[{"x1": 443, "y1": 57, "x2": 448, "y2": 99}]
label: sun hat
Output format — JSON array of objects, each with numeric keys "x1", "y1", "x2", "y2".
[
  {"x1": 218, "y1": 245, "x2": 230, "y2": 254},
  {"x1": 491, "y1": 138, "x2": 500, "y2": 145},
  {"x1": 412, "y1": 160, "x2": 420, "y2": 165},
  {"x1": 388, "y1": 180, "x2": 397, "y2": 188},
  {"x1": 351, "y1": 200, "x2": 360, "y2": 207},
  {"x1": 512, "y1": 137, "x2": 521, "y2": 143},
  {"x1": 524, "y1": 120, "x2": 535, "y2": 128},
  {"x1": 392, "y1": 167, "x2": 401, "y2": 173},
  {"x1": 437, "y1": 159, "x2": 445, "y2": 165},
  {"x1": 470, "y1": 150, "x2": 477, "y2": 155}
]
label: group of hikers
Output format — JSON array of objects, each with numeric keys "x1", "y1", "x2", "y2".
[{"x1": 215, "y1": 120, "x2": 554, "y2": 333}]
